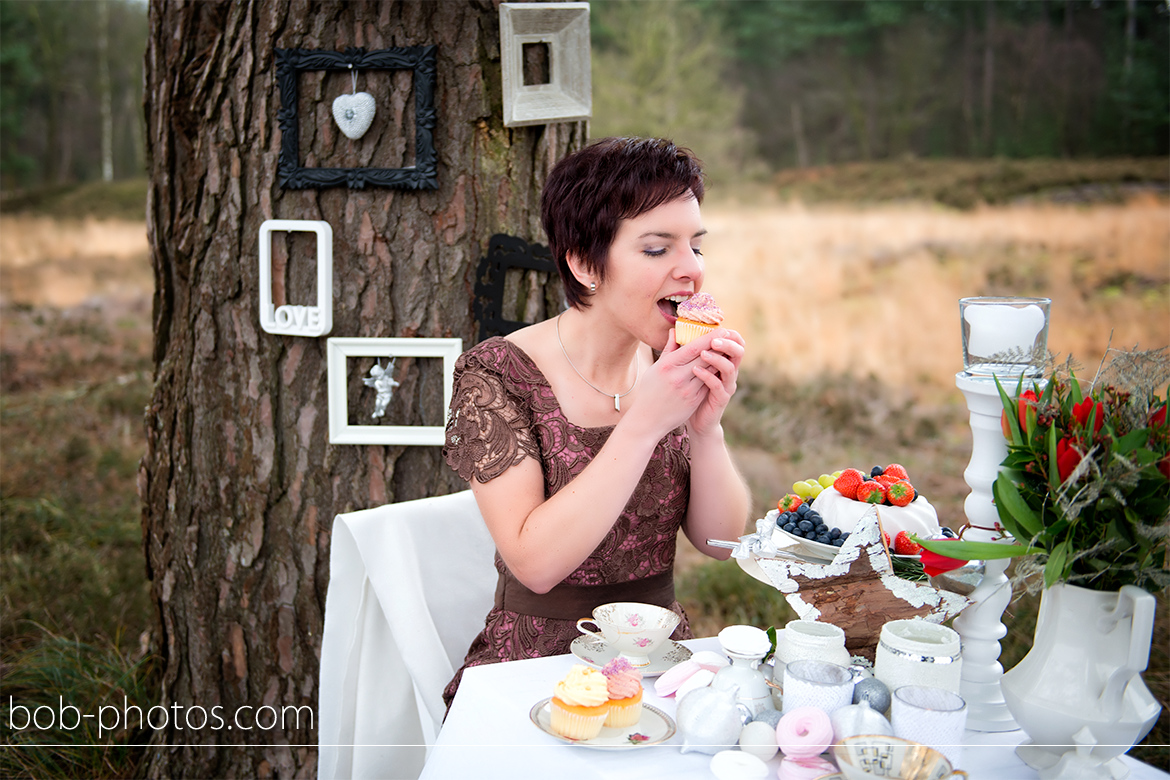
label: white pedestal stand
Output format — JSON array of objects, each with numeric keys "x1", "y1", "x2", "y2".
[{"x1": 953, "y1": 372, "x2": 1022, "y2": 732}]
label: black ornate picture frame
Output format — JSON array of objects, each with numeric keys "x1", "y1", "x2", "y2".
[
  {"x1": 473, "y1": 234, "x2": 560, "y2": 343},
  {"x1": 275, "y1": 46, "x2": 438, "y2": 190}
]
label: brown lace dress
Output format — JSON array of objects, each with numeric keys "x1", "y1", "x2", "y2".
[{"x1": 441, "y1": 337, "x2": 695, "y2": 708}]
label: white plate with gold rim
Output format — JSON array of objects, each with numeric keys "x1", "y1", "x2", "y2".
[
  {"x1": 570, "y1": 635, "x2": 692, "y2": 678},
  {"x1": 529, "y1": 697, "x2": 676, "y2": 749}
]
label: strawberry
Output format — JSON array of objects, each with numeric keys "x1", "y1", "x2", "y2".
[
  {"x1": 887, "y1": 480, "x2": 915, "y2": 507},
  {"x1": 777, "y1": 494, "x2": 804, "y2": 512},
  {"x1": 884, "y1": 463, "x2": 909, "y2": 480},
  {"x1": 855, "y1": 480, "x2": 886, "y2": 504},
  {"x1": 893, "y1": 531, "x2": 923, "y2": 556},
  {"x1": 875, "y1": 473, "x2": 900, "y2": 489},
  {"x1": 882, "y1": 530, "x2": 891, "y2": 549},
  {"x1": 833, "y1": 468, "x2": 865, "y2": 500}
]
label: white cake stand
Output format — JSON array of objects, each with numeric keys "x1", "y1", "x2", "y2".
[{"x1": 953, "y1": 372, "x2": 1031, "y2": 732}]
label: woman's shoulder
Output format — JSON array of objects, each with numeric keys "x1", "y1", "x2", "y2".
[{"x1": 457, "y1": 335, "x2": 549, "y2": 388}]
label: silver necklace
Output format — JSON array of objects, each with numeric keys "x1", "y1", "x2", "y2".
[{"x1": 555, "y1": 314, "x2": 642, "y2": 411}]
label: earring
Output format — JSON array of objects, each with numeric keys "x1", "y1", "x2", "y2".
[{"x1": 590, "y1": 281, "x2": 597, "y2": 293}]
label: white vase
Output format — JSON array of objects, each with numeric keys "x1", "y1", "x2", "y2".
[{"x1": 1000, "y1": 583, "x2": 1162, "y2": 779}]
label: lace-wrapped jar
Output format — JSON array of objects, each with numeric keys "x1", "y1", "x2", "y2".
[{"x1": 772, "y1": 620, "x2": 850, "y2": 690}]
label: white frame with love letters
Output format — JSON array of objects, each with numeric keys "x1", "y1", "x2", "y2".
[{"x1": 258, "y1": 219, "x2": 333, "y2": 338}]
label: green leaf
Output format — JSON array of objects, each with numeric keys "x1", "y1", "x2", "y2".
[
  {"x1": 1115, "y1": 428, "x2": 1149, "y2": 455},
  {"x1": 1047, "y1": 424, "x2": 1061, "y2": 490},
  {"x1": 1044, "y1": 540, "x2": 1070, "y2": 588},
  {"x1": 993, "y1": 472, "x2": 1044, "y2": 538},
  {"x1": 1039, "y1": 378, "x2": 1057, "y2": 406},
  {"x1": 995, "y1": 377, "x2": 1023, "y2": 445},
  {"x1": 763, "y1": 625, "x2": 777, "y2": 664},
  {"x1": 913, "y1": 536, "x2": 1032, "y2": 560},
  {"x1": 1068, "y1": 374, "x2": 1084, "y2": 406}
]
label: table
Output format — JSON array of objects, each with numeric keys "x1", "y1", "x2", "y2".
[{"x1": 420, "y1": 637, "x2": 1168, "y2": 780}]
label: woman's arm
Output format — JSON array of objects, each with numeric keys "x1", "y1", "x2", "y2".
[
  {"x1": 682, "y1": 423, "x2": 751, "y2": 559},
  {"x1": 680, "y1": 331, "x2": 752, "y2": 557},
  {"x1": 470, "y1": 418, "x2": 662, "y2": 593},
  {"x1": 469, "y1": 335, "x2": 717, "y2": 594}
]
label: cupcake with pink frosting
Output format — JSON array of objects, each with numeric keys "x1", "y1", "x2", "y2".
[
  {"x1": 601, "y1": 657, "x2": 644, "y2": 727},
  {"x1": 674, "y1": 292, "x2": 724, "y2": 346}
]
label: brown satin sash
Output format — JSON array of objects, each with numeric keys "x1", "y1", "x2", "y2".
[{"x1": 494, "y1": 569, "x2": 676, "y2": 621}]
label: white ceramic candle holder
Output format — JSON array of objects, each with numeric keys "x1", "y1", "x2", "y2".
[{"x1": 954, "y1": 295, "x2": 1050, "y2": 732}]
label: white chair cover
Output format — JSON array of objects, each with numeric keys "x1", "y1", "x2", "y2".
[{"x1": 318, "y1": 491, "x2": 497, "y2": 780}]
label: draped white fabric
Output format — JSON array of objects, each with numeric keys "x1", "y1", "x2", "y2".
[{"x1": 318, "y1": 491, "x2": 497, "y2": 780}]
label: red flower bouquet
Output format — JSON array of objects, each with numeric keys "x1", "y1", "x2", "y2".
[{"x1": 919, "y1": 348, "x2": 1170, "y2": 592}]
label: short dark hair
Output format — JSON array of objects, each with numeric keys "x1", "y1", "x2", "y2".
[{"x1": 541, "y1": 137, "x2": 705, "y2": 309}]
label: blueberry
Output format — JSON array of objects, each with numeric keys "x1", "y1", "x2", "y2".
[
  {"x1": 815, "y1": 523, "x2": 828, "y2": 533},
  {"x1": 783, "y1": 523, "x2": 796, "y2": 533},
  {"x1": 871, "y1": 466, "x2": 884, "y2": 477},
  {"x1": 840, "y1": 531, "x2": 850, "y2": 540},
  {"x1": 808, "y1": 511, "x2": 822, "y2": 521},
  {"x1": 829, "y1": 528, "x2": 842, "y2": 539},
  {"x1": 816, "y1": 534, "x2": 831, "y2": 544},
  {"x1": 796, "y1": 504, "x2": 810, "y2": 516},
  {"x1": 798, "y1": 519, "x2": 814, "y2": 532},
  {"x1": 941, "y1": 527, "x2": 957, "y2": 538},
  {"x1": 779, "y1": 511, "x2": 792, "y2": 522},
  {"x1": 832, "y1": 538, "x2": 845, "y2": 547}
]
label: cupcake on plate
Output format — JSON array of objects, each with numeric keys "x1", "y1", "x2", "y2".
[
  {"x1": 601, "y1": 657, "x2": 644, "y2": 727},
  {"x1": 550, "y1": 665, "x2": 611, "y2": 740},
  {"x1": 674, "y1": 292, "x2": 724, "y2": 346}
]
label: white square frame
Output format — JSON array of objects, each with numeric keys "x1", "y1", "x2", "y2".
[
  {"x1": 327, "y1": 337, "x2": 463, "y2": 446},
  {"x1": 500, "y1": 2, "x2": 591, "y2": 127},
  {"x1": 259, "y1": 219, "x2": 333, "y2": 337}
]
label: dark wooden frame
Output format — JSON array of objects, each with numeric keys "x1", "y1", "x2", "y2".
[
  {"x1": 473, "y1": 234, "x2": 559, "y2": 343},
  {"x1": 275, "y1": 46, "x2": 438, "y2": 190}
]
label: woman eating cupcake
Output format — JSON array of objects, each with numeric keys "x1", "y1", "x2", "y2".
[{"x1": 442, "y1": 137, "x2": 750, "y2": 709}]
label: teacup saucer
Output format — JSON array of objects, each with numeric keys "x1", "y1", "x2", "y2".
[{"x1": 570, "y1": 635, "x2": 692, "y2": 678}]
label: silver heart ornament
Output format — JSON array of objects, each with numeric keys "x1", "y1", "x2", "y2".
[{"x1": 331, "y1": 92, "x2": 376, "y2": 140}]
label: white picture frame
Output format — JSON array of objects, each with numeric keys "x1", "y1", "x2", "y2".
[
  {"x1": 326, "y1": 337, "x2": 463, "y2": 446},
  {"x1": 500, "y1": 2, "x2": 591, "y2": 128},
  {"x1": 259, "y1": 219, "x2": 333, "y2": 337}
]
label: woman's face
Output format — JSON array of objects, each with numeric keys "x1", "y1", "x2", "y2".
[{"x1": 590, "y1": 193, "x2": 706, "y2": 347}]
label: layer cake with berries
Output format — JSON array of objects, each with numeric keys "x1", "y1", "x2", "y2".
[{"x1": 773, "y1": 464, "x2": 943, "y2": 556}]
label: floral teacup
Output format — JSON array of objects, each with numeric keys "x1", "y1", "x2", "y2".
[{"x1": 575, "y1": 602, "x2": 680, "y2": 667}]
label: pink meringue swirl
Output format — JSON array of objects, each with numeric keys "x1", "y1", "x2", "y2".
[
  {"x1": 675, "y1": 292, "x2": 724, "y2": 325},
  {"x1": 601, "y1": 657, "x2": 643, "y2": 700},
  {"x1": 776, "y1": 706, "x2": 834, "y2": 758}
]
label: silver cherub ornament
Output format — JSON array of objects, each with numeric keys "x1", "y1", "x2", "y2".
[{"x1": 362, "y1": 358, "x2": 400, "y2": 418}]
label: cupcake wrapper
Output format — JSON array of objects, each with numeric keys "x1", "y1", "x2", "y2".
[
  {"x1": 675, "y1": 319, "x2": 715, "y2": 346},
  {"x1": 604, "y1": 694, "x2": 643, "y2": 728},
  {"x1": 550, "y1": 702, "x2": 609, "y2": 740}
]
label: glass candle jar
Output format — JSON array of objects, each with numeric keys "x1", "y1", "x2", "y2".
[{"x1": 874, "y1": 620, "x2": 962, "y2": 695}]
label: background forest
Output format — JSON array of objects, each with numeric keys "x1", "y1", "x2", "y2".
[
  {"x1": 1, "y1": 1, "x2": 1167, "y2": 777},
  {"x1": 2, "y1": 0, "x2": 1168, "y2": 189}
]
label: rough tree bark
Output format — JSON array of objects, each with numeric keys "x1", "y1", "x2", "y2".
[{"x1": 141, "y1": 1, "x2": 583, "y2": 776}]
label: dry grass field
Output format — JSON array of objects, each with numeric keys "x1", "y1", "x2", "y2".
[{"x1": 1, "y1": 177, "x2": 1167, "y2": 772}]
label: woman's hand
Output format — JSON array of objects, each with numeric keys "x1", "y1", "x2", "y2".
[
  {"x1": 681, "y1": 328, "x2": 745, "y2": 438},
  {"x1": 620, "y1": 332, "x2": 712, "y2": 439}
]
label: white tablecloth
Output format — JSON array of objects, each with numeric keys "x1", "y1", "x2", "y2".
[{"x1": 420, "y1": 637, "x2": 1168, "y2": 780}]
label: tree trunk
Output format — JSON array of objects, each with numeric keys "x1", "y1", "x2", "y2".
[
  {"x1": 140, "y1": 1, "x2": 584, "y2": 776},
  {"x1": 99, "y1": 0, "x2": 114, "y2": 182},
  {"x1": 981, "y1": 0, "x2": 996, "y2": 154}
]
